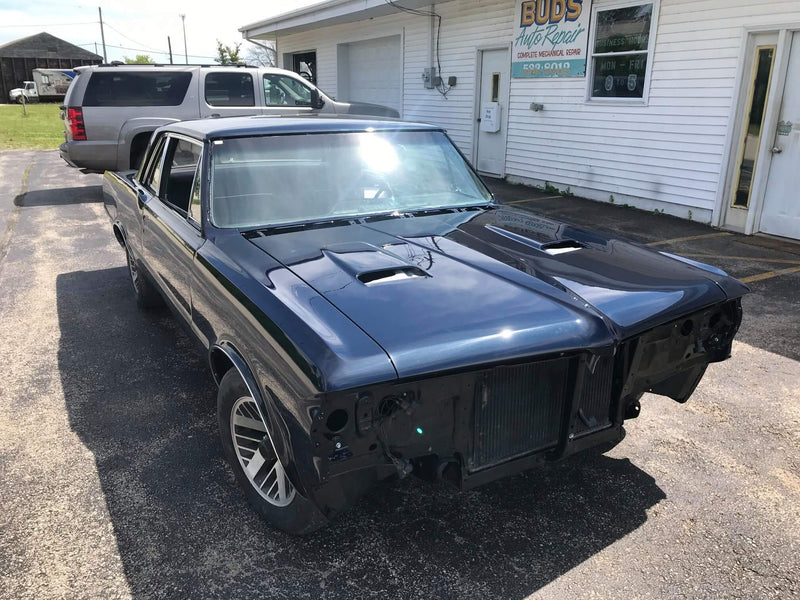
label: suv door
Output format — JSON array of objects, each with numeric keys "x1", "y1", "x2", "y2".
[
  {"x1": 199, "y1": 71, "x2": 260, "y2": 118},
  {"x1": 261, "y1": 72, "x2": 321, "y2": 115}
]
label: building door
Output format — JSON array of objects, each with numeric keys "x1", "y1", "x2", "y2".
[
  {"x1": 759, "y1": 32, "x2": 800, "y2": 240},
  {"x1": 337, "y1": 35, "x2": 402, "y2": 113},
  {"x1": 292, "y1": 51, "x2": 316, "y2": 84},
  {"x1": 475, "y1": 49, "x2": 510, "y2": 177}
]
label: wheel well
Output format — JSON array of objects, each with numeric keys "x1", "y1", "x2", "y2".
[
  {"x1": 112, "y1": 224, "x2": 126, "y2": 248},
  {"x1": 129, "y1": 132, "x2": 152, "y2": 170},
  {"x1": 209, "y1": 347, "x2": 235, "y2": 386}
]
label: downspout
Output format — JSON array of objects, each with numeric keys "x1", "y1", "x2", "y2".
[
  {"x1": 429, "y1": 3, "x2": 436, "y2": 77},
  {"x1": 245, "y1": 36, "x2": 278, "y2": 67}
]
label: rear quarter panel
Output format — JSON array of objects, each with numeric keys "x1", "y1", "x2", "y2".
[{"x1": 102, "y1": 170, "x2": 142, "y2": 253}]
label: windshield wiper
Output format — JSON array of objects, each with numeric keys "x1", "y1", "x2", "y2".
[{"x1": 242, "y1": 216, "x2": 357, "y2": 237}]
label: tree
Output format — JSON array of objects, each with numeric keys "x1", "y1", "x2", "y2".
[
  {"x1": 244, "y1": 42, "x2": 276, "y2": 67},
  {"x1": 124, "y1": 54, "x2": 155, "y2": 64},
  {"x1": 215, "y1": 40, "x2": 242, "y2": 65}
]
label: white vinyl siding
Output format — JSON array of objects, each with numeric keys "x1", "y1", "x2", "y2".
[
  {"x1": 278, "y1": 0, "x2": 513, "y2": 159},
  {"x1": 507, "y1": 0, "x2": 800, "y2": 219},
  {"x1": 273, "y1": 0, "x2": 800, "y2": 221}
]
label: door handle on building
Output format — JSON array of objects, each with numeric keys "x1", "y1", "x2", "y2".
[{"x1": 771, "y1": 146, "x2": 783, "y2": 154}]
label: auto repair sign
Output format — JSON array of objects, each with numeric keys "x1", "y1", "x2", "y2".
[{"x1": 512, "y1": 0, "x2": 592, "y2": 78}]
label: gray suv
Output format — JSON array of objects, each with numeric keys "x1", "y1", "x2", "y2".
[{"x1": 60, "y1": 64, "x2": 400, "y2": 173}]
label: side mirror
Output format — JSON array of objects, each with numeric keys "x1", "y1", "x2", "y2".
[{"x1": 310, "y1": 88, "x2": 325, "y2": 110}]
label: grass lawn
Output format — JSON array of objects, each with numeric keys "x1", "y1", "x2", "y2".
[{"x1": 0, "y1": 103, "x2": 64, "y2": 150}]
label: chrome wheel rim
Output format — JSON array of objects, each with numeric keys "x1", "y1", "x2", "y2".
[
  {"x1": 230, "y1": 396, "x2": 296, "y2": 507},
  {"x1": 127, "y1": 251, "x2": 140, "y2": 290}
]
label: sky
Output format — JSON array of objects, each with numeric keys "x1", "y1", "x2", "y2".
[{"x1": 0, "y1": 0, "x2": 318, "y2": 63}]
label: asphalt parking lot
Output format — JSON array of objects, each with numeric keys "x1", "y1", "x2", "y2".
[{"x1": 0, "y1": 150, "x2": 798, "y2": 599}]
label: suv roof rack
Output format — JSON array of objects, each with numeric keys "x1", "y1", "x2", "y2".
[{"x1": 96, "y1": 62, "x2": 257, "y2": 68}]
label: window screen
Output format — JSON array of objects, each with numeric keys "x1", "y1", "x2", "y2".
[
  {"x1": 83, "y1": 72, "x2": 191, "y2": 106},
  {"x1": 204, "y1": 72, "x2": 255, "y2": 107}
]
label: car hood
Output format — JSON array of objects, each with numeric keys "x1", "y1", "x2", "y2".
[
  {"x1": 245, "y1": 206, "x2": 747, "y2": 378},
  {"x1": 337, "y1": 101, "x2": 400, "y2": 118}
]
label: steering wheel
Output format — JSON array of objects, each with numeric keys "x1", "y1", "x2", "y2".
[{"x1": 329, "y1": 172, "x2": 397, "y2": 217}]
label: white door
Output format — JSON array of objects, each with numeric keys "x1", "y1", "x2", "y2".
[
  {"x1": 338, "y1": 36, "x2": 402, "y2": 112},
  {"x1": 476, "y1": 49, "x2": 510, "y2": 177},
  {"x1": 760, "y1": 32, "x2": 800, "y2": 240}
]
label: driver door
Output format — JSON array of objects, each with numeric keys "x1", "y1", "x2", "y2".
[{"x1": 262, "y1": 73, "x2": 318, "y2": 115}]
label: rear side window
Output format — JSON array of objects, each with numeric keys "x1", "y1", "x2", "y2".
[
  {"x1": 83, "y1": 72, "x2": 191, "y2": 106},
  {"x1": 142, "y1": 135, "x2": 168, "y2": 193},
  {"x1": 162, "y1": 138, "x2": 202, "y2": 214},
  {"x1": 204, "y1": 73, "x2": 255, "y2": 107}
]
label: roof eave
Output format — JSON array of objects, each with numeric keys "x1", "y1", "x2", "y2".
[{"x1": 240, "y1": 0, "x2": 452, "y2": 39}]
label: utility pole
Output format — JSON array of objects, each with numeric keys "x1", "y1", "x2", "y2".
[
  {"x1": 180, "y1": 14, "x2": 188, "y2": 64},
  {"x1": 98, "y1": 6, "x2": 107, "y2": 62},
  {"x1": 167, "y1": 36, "x2": 173, "y2": 64}
]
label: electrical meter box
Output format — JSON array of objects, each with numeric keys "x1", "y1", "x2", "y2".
[{"x1": 480, "y1": 102, "x2": 501, "y2": 133}]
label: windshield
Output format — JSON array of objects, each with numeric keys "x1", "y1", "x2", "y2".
[{"x1": 210, "y1": 130, "x2": 493, "y2": 229}]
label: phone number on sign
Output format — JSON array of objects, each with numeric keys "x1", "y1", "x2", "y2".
[{"x1": 519, "y1": 62, "x2": 572, "y2": 75}]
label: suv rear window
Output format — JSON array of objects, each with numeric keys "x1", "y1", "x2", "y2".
[
  {"x1": 204, "y1": 73, "x2": 255, "y2": 107},
  {"x1": 83, "y1": 72, "x2": 191, "y2": 107}
]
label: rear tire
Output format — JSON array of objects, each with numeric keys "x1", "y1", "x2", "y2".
[
  {"x1": 125, "y1": 245, "x2": 163, "y2": 309},
  {"x1": 217, "y1": 369, "x2": 328, "y2": 535}
]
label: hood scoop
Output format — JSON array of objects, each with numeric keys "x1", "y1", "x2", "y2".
[
  {"x1": 322, "y1": 242, "x2": 431, "y2": 286},
  {"x1": 484, "y1": 224, "x2": 585, "y2": 256},
  {"x1": 541, "y1": 240, "x2": 584, "y2": 256},
  {"x1": 358, "y1": 267, "x2": 428, "y2": 286}
]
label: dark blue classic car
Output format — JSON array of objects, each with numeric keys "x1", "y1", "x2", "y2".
[{"x1": 103, "y1": 116, "x2": 747, "y2": 534}]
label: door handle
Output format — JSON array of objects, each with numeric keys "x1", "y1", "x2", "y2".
[{"x1": 771, "y1": 146, "x2": 783, "y2": 154}]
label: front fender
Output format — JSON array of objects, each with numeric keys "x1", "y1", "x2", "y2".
[{"x1": 212, "y1": 341, "x2": 313, "y2": 498}]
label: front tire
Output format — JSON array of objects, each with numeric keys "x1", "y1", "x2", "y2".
[{"x1": 217, "y1": 369, "x2": 327, "y2": 535}]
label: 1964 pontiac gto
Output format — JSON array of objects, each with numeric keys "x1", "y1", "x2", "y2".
[{"x1": 102, "y1": 116, "x2": 747, "y2": 534}]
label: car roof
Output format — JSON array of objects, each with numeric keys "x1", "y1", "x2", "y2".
[{"x1": 161, "y1": 115, "x2": 443, "y2": 140}]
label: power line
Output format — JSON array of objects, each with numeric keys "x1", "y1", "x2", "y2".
[
  {"x1": 103, "y1": 21, "x2": 164, "y2": 53},
  {"x1": 3, "y1": 21, "x2": 98, "y2": 27},
  {"x1": 76, "y1": 41, "x2": 217, "y2": 61}
]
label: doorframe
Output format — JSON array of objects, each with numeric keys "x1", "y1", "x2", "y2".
[
  {"x1": 472, "y1": 44, "x2": 512, "y2": 177},
  {"x1": 714, "y1": 25, "x2": 800, "y2": 234}
]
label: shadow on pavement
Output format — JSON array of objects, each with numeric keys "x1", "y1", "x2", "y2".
[
  {"x1": 15, "y1": 185, "x2": 103, "y2": 207},
  {"x1": 57, "y1": 266, "x2": 665, "y2": 599}
]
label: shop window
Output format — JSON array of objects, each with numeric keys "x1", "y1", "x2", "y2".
[{"x1": 587, "y1": 2, "x2": 658, "y2": 101}]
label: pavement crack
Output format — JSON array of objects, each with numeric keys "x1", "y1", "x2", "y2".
[{"x1": 0, "y1": 157, "x2": 33, "y2": 270}]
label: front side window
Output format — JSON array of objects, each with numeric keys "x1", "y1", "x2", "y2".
[
  {"x1": 210, "y1": 130, "x2": 493, "y2": 229},
  {"x1": 205, "y1": 72, "x2": 255, "y2": 107},
  {"x1": 263, "y1": 74, "x2": 313, "y2": 107},
  {"x1": 188, "y1": 160, "x2": 203, "y2": 225},
  {"x1": 588, "y1": 2, "x2": 657, "y2": 100}
]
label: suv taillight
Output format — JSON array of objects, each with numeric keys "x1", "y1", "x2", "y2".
[{"x1": 67, "y1": 107, "x2": 86, "y2": 141}]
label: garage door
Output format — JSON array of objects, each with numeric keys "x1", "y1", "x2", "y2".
[{"x1": 338, "y1": 35, "x2": 402, "y2": 112}]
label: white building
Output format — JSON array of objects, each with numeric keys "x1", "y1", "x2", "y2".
[{"x1": 241, "y1": 0, "x2": 800, "y2": 241}]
